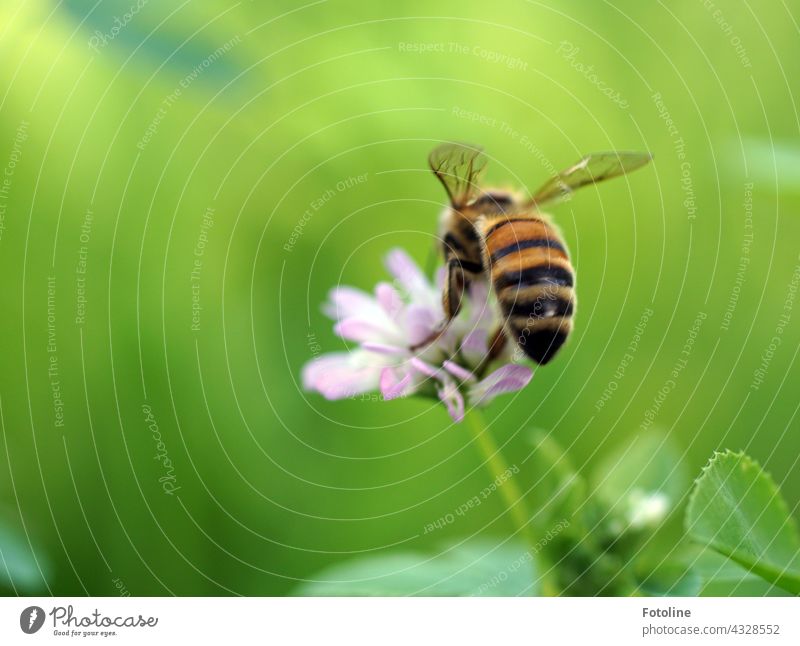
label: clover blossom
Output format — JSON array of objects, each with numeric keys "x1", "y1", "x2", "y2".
[{"x1": 302, "y1": 248, "x2": 532, "y2": 421}]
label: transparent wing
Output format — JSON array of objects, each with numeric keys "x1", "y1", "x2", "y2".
[
  {"x1": 428, "y1": 142, "x2": 487, "y2": 208},
  {"x1": 529, "y1": 151, "x2": 652, "y2": 206}
]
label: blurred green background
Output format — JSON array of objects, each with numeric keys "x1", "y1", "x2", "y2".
[{"x1": 0, "y1": 0, "x2": 798, "y2": 595}]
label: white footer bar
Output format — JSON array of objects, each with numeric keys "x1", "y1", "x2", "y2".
[{"x1": 1, "y1": 597, "x2": 797, "y2": 645}]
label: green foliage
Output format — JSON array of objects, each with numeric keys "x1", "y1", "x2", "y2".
[
  {"x1": 528, "y1": 431, "x2": 586, "y2": 526},
  {"x1": 692, "y1": 549, "x2": 789, "y2": 596},
  {"x1": 524, "y1": 429, "x2": 691, "y2": 596},
  {"x1": 296, "y1": 444, "x2": 800, "y2": 597},
  {"x1": 686, "y1": 451, "x2": 800, "y2": 595},
  {"x1": 592, "y1": 432, "x2": 688, "y2": 520},
  {"x1": 634, "y1": 562, "x2": 701, "y2": 597},
  {"x1": 294, "y1": 539, "x2": 536, "y2": 596},
  {"x1": 1, "y1": 0, "x2": 799, "y2": 596},
  {"x1": 0, "y1": 515, "x2": 48, "y2": 594},
  {"x1": 295, "y1": 429, "x2": 693, "y2": 597}
]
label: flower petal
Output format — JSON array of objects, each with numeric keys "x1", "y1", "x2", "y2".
[
  {"x1": 437, "y1": 376, "x2": 465, "y2": 422},
  {"x1": 466, "y1": 282, "x2": 490, "y2": 314},
  {"x1": 470, "y1": 364, "x2": 533, "y2": 407},
  {"x1": 334, "y1": 315, "x2": 403, "y2": 344},
  {"x1": 467, "y1": 284, "x2": 495, "y2": 330},
  {"x1": 443, "y1": 360, "x2": 475, "y2": 382},
  {"x1": 324, "y1": 285, "x2": 402, "y2": 343},
  {"x1": 403, "y1": 304, "x2": 439, "y2": 347},
  {"x1": 434, "y1": 266, "x2": 447, "y2": 290},
  {"x1": 362, "y1": 342, "x2": 405, "y2": 356},
  {"x1": 459, "y1": 328, "x2": 489, "y2": 366},
  {"x1": 322, "y1": 286, "x2": 376, "y2": 321},
  {"x1": 302, "y1": 352, "x2": 381, "y2": 400},
  {"x1": 385, "y1": 248, "x2": 437, "y2": 306},
  {"x1": 379, "y1": 366, "x2": 416, "y2": 400},
  {"x1": 410, "y1": 357, "x2": 440, "y2": 378},
  {"x1": 375, "y1": 282, "x2": 404, "y2": 320}
]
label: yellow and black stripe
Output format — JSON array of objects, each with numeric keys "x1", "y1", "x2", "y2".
[{"x1": 478, "y1": 214, "x2": 575, "y2": 365}]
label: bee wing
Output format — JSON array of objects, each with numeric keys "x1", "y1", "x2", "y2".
[
  {"x1": 529, "y1": 151, "x2": 652, "y2": 206},
  {"x1": 428, "y1": 142, "x2": 488, "y2": 208}
]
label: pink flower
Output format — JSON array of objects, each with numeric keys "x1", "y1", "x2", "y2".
[{"x1": 302, "y1": 249, "x2": 533, "y2": 421}]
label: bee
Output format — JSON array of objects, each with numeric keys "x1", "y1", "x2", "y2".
[{"x1": 419, "y1": 142, "x2": 652, "y2": 365}]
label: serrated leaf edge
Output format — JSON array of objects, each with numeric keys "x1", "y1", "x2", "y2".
[
  {"x1": 686, "y1": 450, "x2": 800, "y2": 541},
  {"x1": 685, "y1": 450, "x2": 800, "y2": 595}
]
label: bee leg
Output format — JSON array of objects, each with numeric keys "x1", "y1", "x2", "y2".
[
  {"x1": 486, "y1": 325, "x2": 508, "y2": 362},
  {"x1": 442, "y1": 257, "x2": 468, "y2": 321},
  {"x1": 409, "y1": 259, "x2": 466, "y2": 351},
  {"x1": 473, "y1": 326, "x2": 508, "y2": 376},
  {"x1": 409, "y1": 324, "x2": 448, "y2": 352}
]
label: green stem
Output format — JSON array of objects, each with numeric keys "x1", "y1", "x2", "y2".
[
  {"x1": 465, "y1": 409, "x2": 560, "y2": 595},
  {"x1": 465, "y1": 409, "x2": 535, "y2": 549}
]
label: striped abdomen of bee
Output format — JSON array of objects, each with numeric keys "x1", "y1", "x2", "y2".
[{"x1": 478, "y1": 213, "x2": 576, "y2": 365}]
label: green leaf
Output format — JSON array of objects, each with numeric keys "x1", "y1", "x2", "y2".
[
  {"x1": 635, "y1": 562, "x2": 701, "y2": 597},
  {"x1": 528, "y1": 430, "x2": 586, "y2": 525},
  {"x1": 692, "y1": 549, "x2": 789, "y2": 597},
  {"x1": 686, "y1": 451, "x2": 800, "y2": 595},
  {"x1": 294, "y1": 539, "x2": 537, "y2": 596},
  {"x1": 0, "y1": 517, "x2": 48, "y2": 593},
  {"x1": 593, "y1": 430, "x2": 688, "y2": 520}
]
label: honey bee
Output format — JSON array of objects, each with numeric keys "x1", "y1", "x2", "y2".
[{"x1": 419, "y1": 142, "x2": 652, "y2": 365}]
